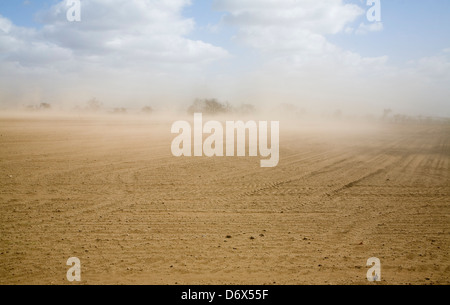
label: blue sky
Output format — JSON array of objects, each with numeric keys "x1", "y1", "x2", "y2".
[
  {"x1": 190, "y1": 0, "x2": 450, "y2": 65},
  {"x1": 2, "y1": 0, "x2": 449, "y2": 64},
  {"x1": 331, "y1": 0, "x2": 450, "y2": 63},
  {"x1": 0, "y1": 0, "x2": 449, "y2": 116},
  {"x1": 0, "y1": 0, "x2": 51, "y2": 27}
]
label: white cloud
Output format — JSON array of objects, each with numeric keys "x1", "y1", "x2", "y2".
[
  {"x1": 410, "y1": 50, "x2": 450, "y2": 82},
  {"x1": 0, "y1": 0, "x2": 230, "y2": 107},
  {"x1": 216, "y1": 0, "x2": 363, "y2": 52},
  {"x1": 355, "y1": 22, "x2": 383, "y2": 35},
  {"x1": 0, "y1": 1, "x2": 448, "y2": 117},
  {"x1": 0, "y1": 15, "x2": 12, "y2": 33},
  {"x1": 27, "y1": 0, "x2": 229, "y2": 65},
  {"x1": 213, "y1": 0, "x2": 375, "y2": 64},
  {"x1": 216, "y1": 0, "x2": 363, "y2": 34},
  {"x1": 208, "y1": 0, "x2": 389, "y2": 111},
  {"x1": 207, "y1": 0, "x2": 448, "y2": 116}
]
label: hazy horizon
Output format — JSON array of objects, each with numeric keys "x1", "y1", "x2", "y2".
[{"x1": 0, "y1": 0, "x2": 449, "y2": 117}]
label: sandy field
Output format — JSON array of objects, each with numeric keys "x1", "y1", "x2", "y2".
[{"x1": 0, "y1": 114, "x2": 449, "y2": 285}]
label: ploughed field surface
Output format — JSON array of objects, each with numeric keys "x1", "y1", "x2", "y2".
[{"x1": 0, "y1": 114, "x2": 449, "y2": 284}]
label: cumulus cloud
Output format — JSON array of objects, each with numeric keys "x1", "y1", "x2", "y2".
[
  {"x1": 0, "y1": 15, "x2": 12, "y2": 33},
  {"x1": 414, "y1": 51, "x2": 450, "y2": 81},
  {"x1": 0, "y1": 0, "x2": 229, "y2": 107},
  {"x1": 206, "y1": 0, "x2": 449, "y2": 116},
  {"x1": 355, "y1": 21, "x2": 383, "y2": 35},
  {"x1": 13, "y1": 0, "x2": 228, "y2": 65},
  {"x1": 216, "y1": 0, "x2": 363, "y2": 33},
  {"x1": 213, "y1": 0, "x2": 381, "y2": 68},
  {"x1": 0, "y1": 0, "x2": 448, "y2": 117},
  {"x1": 209, "y1": 0, "x2": 389, "y2": 111},
  {"x1": 216, "y1": 0, "x2": 363, "y2": 52}
]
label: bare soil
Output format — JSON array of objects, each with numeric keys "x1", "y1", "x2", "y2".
[{"x1": 0, "y1": 115, "x2": 449, "y2": 285}]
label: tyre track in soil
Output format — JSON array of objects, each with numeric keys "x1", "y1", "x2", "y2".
[
  {"x1": 1, "y1": 119, "x2": 449, "y2": 284},
  {"x1": 207, "y1": 131, "x2": 412, "y2": 211},
  {"x1": 318, "y1": 128, "x2": 450, "y2": 284}
]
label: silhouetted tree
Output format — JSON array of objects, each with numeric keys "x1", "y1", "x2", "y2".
[
  {"x1": 188, "y1": 98, "x2": 231, "y2": 115},
  {"x1": 112, "y1": 108, "x2": 127, "y2": 114},
  {"x1": 383, "y1": 109, "x2": 392, "y2": 119},
  {"x1": 141, "y1": 106, "x2": 153, "y2": 114},
  {"x1": 39, "y1": 103, "x2": 51, "y2": 110},
  {"x1": 333, "y1": 109, "x2": 342, "y2": 119},
  {"x1": 87, "y1": 98, "x2": 102, "y2": 112}
]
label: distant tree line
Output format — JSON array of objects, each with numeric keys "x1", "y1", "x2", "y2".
[
  {"x1": 24, "y1": 103, "x2": 52, "y2": 111},
  {"x1": 188, "y1": 98, "x2": 256, "y2": 115}
]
